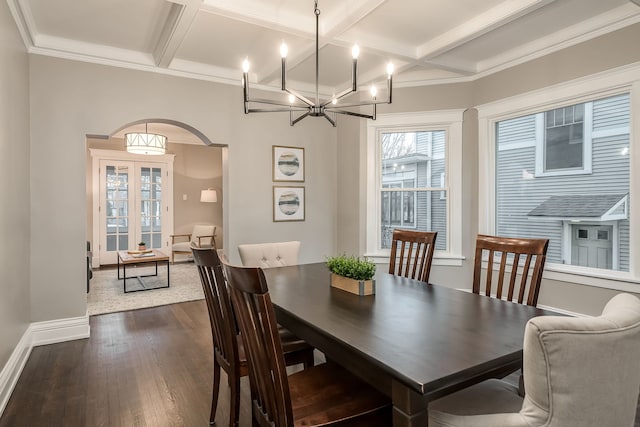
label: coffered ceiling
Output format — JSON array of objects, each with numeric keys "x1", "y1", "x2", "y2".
[{"x1": 8, "y1": 0, "x2": 640, "y2": 101}]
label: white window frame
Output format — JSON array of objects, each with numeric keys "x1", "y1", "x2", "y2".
[
  {"x1": 477, "y1": 63, "x2": 640, "y2": 292},
  {"x1": 365, "y1": 110, "x2": 464, "y2": 266},
  {"x1": 534, "y1": 103, "x2": 594, "y2": 177}
]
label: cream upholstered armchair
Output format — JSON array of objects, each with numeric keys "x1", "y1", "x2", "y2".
[
  {"x1": 170, "y1": 224, "x2": 216, "y2": 263},
  {"x1": 237, "y1": 241, "x2": 300, "y2": 268},
  {"x1": 429, "y1": 293, "x2": 640, "y2": 427}
]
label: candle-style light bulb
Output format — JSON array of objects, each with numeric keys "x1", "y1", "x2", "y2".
[
  {"x1": 288, "y1": 94, "x2": 295, "y2": 104},
  {"x1": 332, "y1": 96, "x2": 337, "y2": 105},
  {"x1": 280, "y1": 42, "x2": 288, "y2": 59},
  {"x1": 387, "y1": 62, "x2": 394, "y2": 76},
  {"x1": 242, "y1": 58, "x2": 250, "y2": 73},
  {"x1": 351, "y1": 44, "x2": 360, "y2": 59},
  {"x1": 370, "y1": 85, "x2": 377, "y2": 98}
]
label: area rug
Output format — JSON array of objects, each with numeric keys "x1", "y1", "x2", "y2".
[{"x1": 87, "y1": 262, "x2": 204, "y2": 316}]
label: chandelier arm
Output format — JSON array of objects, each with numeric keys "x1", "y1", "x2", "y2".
[
  {"x1": 319, "y1": 86, "x2": 356, "y2": 108},
  {"x1": 326, "y1": 97, "x2": 390, "y2": 109},
  {"x1": 329, "y1": 109, "x2": 375, "y2": 120},
  {"x1": 291, "y1": 111, "x2": 311, "y2": 126},
  {"x1": 321, "y1": 113, "x2": 337, "y2": 127},
  {"x1": 245, "y1": 97, "x2": 306, "y2": 109},
  {"x1": 284, "y1": 89, "x2": 315, "y2": 107},
  {"x1": 248, "y1": 107, "x2": 310, "y2": 113}
]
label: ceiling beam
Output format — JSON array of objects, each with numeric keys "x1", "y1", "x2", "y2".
[
  {"x1": 416, "y1": 0, "x2": 556, "y2": 60},
  {"x1": 153, "y1": 0, "x2": 201, "y2": 68}
]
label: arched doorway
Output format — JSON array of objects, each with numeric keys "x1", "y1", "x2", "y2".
[{"x1": 86, "y1": 119, "x2": 226, "y2": 315}]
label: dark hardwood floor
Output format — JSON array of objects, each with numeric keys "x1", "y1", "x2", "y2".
[
  {"x1": 2, "y1": 300, "x2": 639, "y2": 426},
  {"x1": 0, "y1": 301, "x2": 252, "y2": 427}
]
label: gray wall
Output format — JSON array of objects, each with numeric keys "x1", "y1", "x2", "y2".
[
  {"x1": 29, "y1": 55, "x2": 337, "y2": 322},
  {"x1": 337, "y1": 23, "x2": 640, "y2": 316},
  {"x1": 0, "y1": 2, "x2": 31, "y2": 370}
]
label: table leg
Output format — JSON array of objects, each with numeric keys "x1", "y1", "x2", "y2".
[
  {"x1": 123, "y1": 263, "x2": 128, "y2": 293},
  {"x1": 392, "y1": 380, "x2": 428, "y2": 427},
  {"x1": 167, "y1": 260, "x2": 170, "y2": 287}
]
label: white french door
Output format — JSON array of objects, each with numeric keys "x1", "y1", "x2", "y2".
[{"x1": 91, "y1": 149, "x2": 174, "y2": 266}]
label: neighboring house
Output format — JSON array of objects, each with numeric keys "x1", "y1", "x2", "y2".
[
  {"x1": 381, "y1": 130, "x2": 447, "y2": 250},
  {"x1": 496, "y1": 93, "x2": 630, "y2": 271}
]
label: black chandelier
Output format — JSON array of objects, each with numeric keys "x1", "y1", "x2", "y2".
[{"x1": 241, "y1": 0, "x2": 393, "y2": 127}]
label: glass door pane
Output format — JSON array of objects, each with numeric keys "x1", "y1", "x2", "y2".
[
  {"x1": 105, "y1": 165, "x2": 129, "y2": 251},
  {"x1": 140, "y1": 166, "x2": 163, "y2": 249}
]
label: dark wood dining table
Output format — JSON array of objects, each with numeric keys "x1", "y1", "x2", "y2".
[{"x1": 263, "y1": 262, "x2": 557, "y2": 427}]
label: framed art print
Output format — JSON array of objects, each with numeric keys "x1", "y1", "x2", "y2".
[
  {"x1": 273, "y1": 145, "x2": 304, "y2": 182},
  {"x1": 273, "y1": 186, "x2": 305, "y2": 222}
]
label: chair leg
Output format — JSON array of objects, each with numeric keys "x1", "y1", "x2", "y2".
[
  {"x1": 303, "y1": 348, "x2": 315, "y2": 369},
  {"x1": 229, "y1": 372, "x2": 240, "y2": 427},
  {"x1": 210, "y1": 360, "x2": 221, "y2": 425}
]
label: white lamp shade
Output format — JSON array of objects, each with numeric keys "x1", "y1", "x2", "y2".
[
  {"x1": 200, "y1": 189, "x2": 217, "y2": 203},
  {"x1": 125, "y1": 132, "x2": 166, "y2": 155}
]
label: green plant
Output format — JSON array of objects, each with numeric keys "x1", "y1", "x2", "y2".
[
  {"x1": 326, "y1": 254, "x2": 376, "y2": 281},
  {"x1": 138, "y1": 241, "x2": 146, "y2": 246}
]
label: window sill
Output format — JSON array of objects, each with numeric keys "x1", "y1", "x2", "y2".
[{"x1": 543, "y1": 263, "x2": 640, "y2": 292}]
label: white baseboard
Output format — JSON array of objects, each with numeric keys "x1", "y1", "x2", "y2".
[
  {"x1": 0, "y1": 327, "x2": 33, "y2": 418},
  {"x1": 0, "y1": 315, "x2": 90, "y2": 417},
  {"x1": 30, "y1": 315, "x2": 90, "y2": 346}
]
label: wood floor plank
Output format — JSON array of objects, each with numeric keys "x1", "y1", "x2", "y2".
[{"x1": 0, "y1": 301, "x2": 252, "y2": 427}]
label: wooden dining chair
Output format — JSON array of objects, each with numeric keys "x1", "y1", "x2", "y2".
[
  {"x1": 222, "y1": 261, "x2": 392, "y2": 427},
  {"x1": 389, "y1": 229, "x2": 438, "y2": 283},
  {"x1": 472, "y1": 234, "x2": 549, "y2": 307},
  {"x1": 191, "y1": 246, "x2": 314, "y2": 427}
]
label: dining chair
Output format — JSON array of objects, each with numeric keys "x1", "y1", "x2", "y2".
[
  {"x1": 472, "y1": 234, "x2": 549, "y2": 307},
  {"x1": 171, "y1": 224, "x2": 216, "y2": 263},
  {"x1": 237, "y1": 240, "x2": 300, "y2": 268},
  {"x1": 388, "y1": 229, "x2": 437, "y2": 283},
  {"x1": 428, "y1": 292, "x2": 640, "y2": 427},
  {"x1": 191, "y1": 246, "x2": 314, "y2": 427},
  {"x1": 222, "y1": 261, "x2": 392, "y2": 427}
]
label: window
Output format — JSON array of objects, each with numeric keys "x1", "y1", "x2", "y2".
[
  {"x1": 379, "y1": 131, "x2": 443, "y2": 249},
  {"x1": 366, "y1": 110, "x2": 464, "y2": 264},
  {"x1": 477, "y1": 64, "x2": 639, "y2": 290},
  {"x1": 495, "y1": 93, "x2": 628, "y2": 272}
]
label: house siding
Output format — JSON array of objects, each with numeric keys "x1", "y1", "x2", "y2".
[{"x1": 496, "y1": 93, "x2": 630, "y2": 270}]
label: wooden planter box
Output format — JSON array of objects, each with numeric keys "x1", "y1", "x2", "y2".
[{"x1": 330, "y1": 273, "x2": 375, "y2": 296}]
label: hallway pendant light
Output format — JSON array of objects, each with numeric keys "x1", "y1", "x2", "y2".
[
  {"x1": 241, "y1": 0, "x2": 393, "y2": 127},
  {"x1": 125, "y1": 123, "x2": 167, "y2": 155}
]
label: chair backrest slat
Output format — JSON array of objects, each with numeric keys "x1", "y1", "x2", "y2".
[
  {"x1": 389, "y1": 229, "x2": 437, "y2": 283},
  {"x1": 473, "y1": 234, "x2": 549, "y2": 307}
]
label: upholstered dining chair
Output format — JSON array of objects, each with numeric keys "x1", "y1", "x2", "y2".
[
  {"x1": 237, "y1": 240, "x2": 300, "y2": 268},
  {"x1": 473, "y1": 234, "x2": 549, "y2": 307},
  {"x1": 222, "y1": 261, "x2": 392, "y2": 427},
  {"x1": 429, "y1": 293, "x2": 640, "y2": 427},
  {"x1": 171, "y1": 224, "x2": 216, "y2": 263},
  {"x1": 388, "y1": 229, "x2": 437, "y2": 283},
  {"x1": 191, "y1": 246, "x2": 314, "y2": 427}
]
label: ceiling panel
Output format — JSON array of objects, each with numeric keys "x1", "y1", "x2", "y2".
[{"x1": 28, "y1": 0, "x2": 171, "y2": 52}]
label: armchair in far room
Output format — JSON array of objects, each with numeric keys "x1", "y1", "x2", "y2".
[{"x1": 170, "y1": 224, "x2": 216, "y2": 263}]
